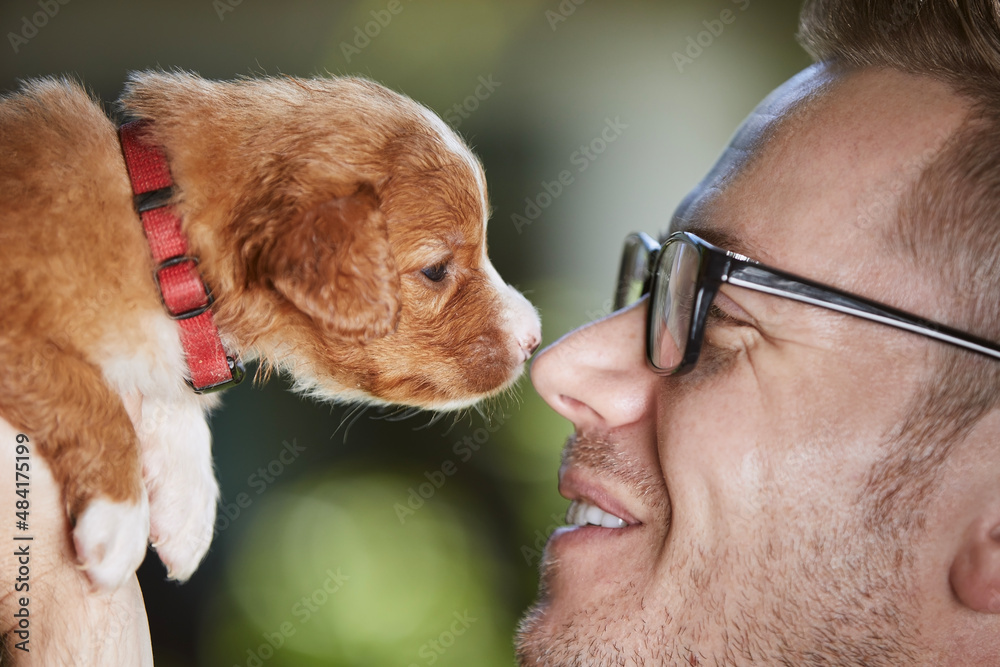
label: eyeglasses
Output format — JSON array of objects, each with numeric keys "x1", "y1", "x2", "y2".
[{"x1": 616, "y1": 231, "x2": 1000, "y2": 375}]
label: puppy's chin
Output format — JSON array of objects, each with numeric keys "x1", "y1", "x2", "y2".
[
  {"x1": 266, "y1": 318, "x2": 529, "y2": 412},
  {"x1": 414, "y1": 354, "x2": 531, "y2": 412},
  {"x1": 284, "y1": 367, "x2": 526, "y2": 413}
]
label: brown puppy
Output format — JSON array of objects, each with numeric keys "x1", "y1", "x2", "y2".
[{"x1": 0, "y1": 72, "x2": 540, "y2": 590}]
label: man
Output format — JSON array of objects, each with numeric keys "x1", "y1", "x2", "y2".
[{"x1": 517, "y1": 1, "x2": 1000, "y2": 665}]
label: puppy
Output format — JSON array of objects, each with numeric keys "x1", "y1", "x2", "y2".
[{"x1": 0, "y1": 71, "x2": 540, "y2": 590}]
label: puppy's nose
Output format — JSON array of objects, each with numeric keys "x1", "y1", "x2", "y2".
[
  {"x1": 501, "y1": 279, "x2": 542, "y2": 364},
  {"x1": 519, "y1": 329, "x2": 541, "y2": 362},
  {"x1": 513, "y1": 305, "x2": 542, "y2": 363}
]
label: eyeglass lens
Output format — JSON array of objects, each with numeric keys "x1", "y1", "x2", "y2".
[
  {"x1": 615, "y1": 233, "x2": 703, "y2": 373},
  {"x1": 649, "y1": 238, "x2": 700, "y2": 372}
]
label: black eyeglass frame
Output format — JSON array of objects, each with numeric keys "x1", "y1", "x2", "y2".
[{"x1": 617, "y1": 231, "x2": 1000, "y2": 375}]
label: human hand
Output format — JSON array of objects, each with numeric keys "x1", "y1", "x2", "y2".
[{"x1": 0, "y1": 402, "x2": 153, "y2": 665}]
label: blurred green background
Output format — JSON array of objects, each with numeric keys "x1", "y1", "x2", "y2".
[{"x1": 0, "y1": 1, "x2": 810, "y2": 664}]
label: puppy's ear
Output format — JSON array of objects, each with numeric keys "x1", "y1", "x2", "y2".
[{"x1": 265, "y1": 184, "x2": 400, "y2": 341}]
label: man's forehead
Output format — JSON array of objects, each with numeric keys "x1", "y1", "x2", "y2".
[
  {"x1": 666, "y1": 64, "x2": 969, "y2": 287},
  {"x1": 664, "y1": 64, "x2": 838, "y2": 265}
]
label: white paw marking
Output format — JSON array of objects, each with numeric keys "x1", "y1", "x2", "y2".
[
  {"x1": 137, "y1": 397, "x2": 218, "y2": 581},
  {"x1": 148, "y1": 471, "x2": 218, "y2": 582},
  {"x1": 73, "y1": 495, "x2": 150, "y2": 590}
]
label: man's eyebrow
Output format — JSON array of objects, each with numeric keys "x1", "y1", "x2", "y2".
[{"x1": 662, "y1": 222, "x2": 771, "y2": 264}]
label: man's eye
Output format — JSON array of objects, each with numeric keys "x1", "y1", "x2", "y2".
[
  {"x1": 421, "y1": 262, "x2": 448, "y2": 282},
  {"x1": 708, "y1": 304, "x2": 741, "y2": 325},
  {"x1": 707, "y1": 304, "x2": 758, "y2": 330}
]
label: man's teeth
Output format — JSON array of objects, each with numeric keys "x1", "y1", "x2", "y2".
[{"x1": 566, "y1": 500, "x2": 628, "y2": 528}]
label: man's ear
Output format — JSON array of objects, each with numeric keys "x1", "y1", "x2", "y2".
[
  {"x1": 950, "y1": 519, "x2": 1000, "y2": 613},
  {"x1": 264, "y1": 183, "x2": 400, "y2": 341}
]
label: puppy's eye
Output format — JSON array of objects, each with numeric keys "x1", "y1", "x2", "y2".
[{"x1": 421, "y1": 262, "x2": 448, "y2": 282}]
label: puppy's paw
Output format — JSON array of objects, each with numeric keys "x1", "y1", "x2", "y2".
[
  {"x1": 148, "y1": 473, "x2": 218, "y2": 582},
  {"x1": 73, "y1": 495, "x2": 150, "y2": 590},
  {"x1": 134, "y1": 395, "x2": 217, "y2": 581}
]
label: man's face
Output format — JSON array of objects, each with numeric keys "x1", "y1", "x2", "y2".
[{"x1": 516, "y1": 64, "x2": 974, "y2": 665}]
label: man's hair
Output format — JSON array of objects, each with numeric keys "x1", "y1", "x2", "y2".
[{"x1": 797, "y1": 0, "x2": 1000, "y2": 528}]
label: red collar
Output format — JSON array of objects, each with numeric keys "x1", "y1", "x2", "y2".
[{"x1": 118, "y1": 120, "x2": 244, "y2": 393}]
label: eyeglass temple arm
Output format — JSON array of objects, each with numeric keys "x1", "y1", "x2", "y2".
[{"x1": 726, "y1": 263, "x2": 1000, "y2": 361}]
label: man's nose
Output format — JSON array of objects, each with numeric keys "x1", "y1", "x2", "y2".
[{"x1": 530, "y1": 299, "x2": 657, "y2": 432}]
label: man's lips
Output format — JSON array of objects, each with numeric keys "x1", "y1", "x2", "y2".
[{"x1": 558, "y1": 467, "x2": 643, "y2": 529}]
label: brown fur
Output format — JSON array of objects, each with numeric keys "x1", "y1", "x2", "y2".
[{"x1": 0, "y1": 72, "x2": 538, "y2": 553}]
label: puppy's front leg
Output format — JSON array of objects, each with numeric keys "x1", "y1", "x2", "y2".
[
  {"x1": 133, "y1": 394, "x2": 218, "y2": 581},
  {"x1": 0, "y1": 342, "x2": 148, "y2": 590}
]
